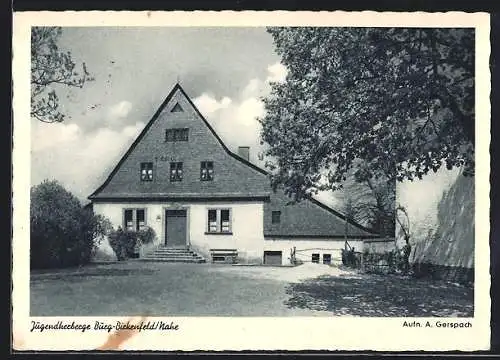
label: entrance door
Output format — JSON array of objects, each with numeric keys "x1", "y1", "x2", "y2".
[
  {"x1": 165, "y1": 209, "x2": 187, "y2": 248},
  {"x1": 263, "y1": 251, "x2": 282, "y2": 265}
]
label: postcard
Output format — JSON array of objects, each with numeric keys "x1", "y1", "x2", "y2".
[{"x1": 12, "y1": 10, "x2": 490, "y2": 351}]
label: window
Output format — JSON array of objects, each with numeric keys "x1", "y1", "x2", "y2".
[
  {"x1": 206, "y1": 208, "x2": 232, "y2": 233},
  {"x1": 200, "y1": 161, "x2": 214, "y2": 181},
  {"x1": 323, "y1": 254, "x2": 332, "y2": 265},
  {"x1": 220, "y1": 210, "x2": 230, "y2": 232},
  {"x1": 271, "y1": 211, "x2": 281, "y2": 224},
  {"x1": 171, "y1": 102, "x2": 184, "y2": 112},
  {"x1": 124, "y1": 209, "x2": 146, "y2": 231},
  {"x1": 165, "y1": 128, "x2": 189, "y2": 142},
  {"x1": 312, "y1": 253, "x2": 320, "y2": 263},
  {"x1": 208, "y1": 210, "x2": 217, "y2": 232},
  {"x1": 170, "y1": 162, "x2": 183, "y2": 182},
  {"x1": 140, "y1": 162, "x2": 153, "y2": 181}
]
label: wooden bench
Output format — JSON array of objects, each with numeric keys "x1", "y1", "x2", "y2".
[{"x1": 209, "y1": 249, "x2": 238, "y2": 264}]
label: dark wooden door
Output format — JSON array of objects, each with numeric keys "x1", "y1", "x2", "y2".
[
  {"x1": 263, "y1": 251, "x2": 282, "y2": 265},
  {"x1": 165, "y1": 210, "x2": 187, "y2": 248}
]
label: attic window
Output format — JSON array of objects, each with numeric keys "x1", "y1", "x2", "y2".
[
  {"x1": 166, "y1": 128, "x2": 189, "y2": 142},
  {"x1": 171, "y1": 103, "x2": 184, "y2": 112},
  {"x1": 200, "y1": 161, "x2": 214, "y2": 181},
  {"x1": 140, "y1": 162, "x2": 153, "y2": 181},
  {"x1": 170, "y1": 162, "x2": 183, "y2": 182}
]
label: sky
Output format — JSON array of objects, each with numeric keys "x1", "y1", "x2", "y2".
[{"x1": 31, "y1": 27, "x2": 310, "y2": 203}]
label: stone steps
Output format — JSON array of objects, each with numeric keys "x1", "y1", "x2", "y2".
[{"x1": 141, "y1": 247, "x2": 206, "y2": 263}]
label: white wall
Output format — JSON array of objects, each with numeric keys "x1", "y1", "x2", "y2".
[
  {"x1": 263, "y1": 238, "x2": 364, "y2": 266},
  {"x1": 93, "y1": 202, "x2": 166, "y2": 260},
  {"x1": 93, "y1": 201, "x2": 368, "y2": 266},
  {"x1": 396, "y1": 167, "x2": 460, "y2": 247},
  {"x1": 188, "y1": 202, "x2": 265, "y2": 263},
  {"x1": 92, "y1": 201, "x2": 266, "y2": 262}
]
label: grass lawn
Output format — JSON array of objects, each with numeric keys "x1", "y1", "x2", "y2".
[{"x1": 30, "y1": 261, "x2": 473, "y2": 317}]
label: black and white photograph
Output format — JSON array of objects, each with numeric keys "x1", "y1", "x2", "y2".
[{"x1": 12, "y1": 11, "x2": 491, "y2": 351}]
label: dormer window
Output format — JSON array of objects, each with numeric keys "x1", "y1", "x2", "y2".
[
  {"x1": 140, "y1": 162, "x2": 153, "y2": 181},
  {"x1": 166, "y1": 128, "x2": 189, "y2": 142},
  {"x1": 200, "y1": 161, "x2": 214, "y2": 181},
  {"x1": 170, "y1": 162, "x2": 183, "y2": 182}
]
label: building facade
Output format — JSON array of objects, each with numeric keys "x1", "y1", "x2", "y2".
[{"x1": 89, "y1": 84, "x2": 378, "y2": 265}]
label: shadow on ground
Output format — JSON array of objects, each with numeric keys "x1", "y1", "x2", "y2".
[{"x1": 284, "y1": 273, "x2": 474, "y2": 317}]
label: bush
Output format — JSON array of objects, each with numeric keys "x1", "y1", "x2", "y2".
[
  {"x1": 108, "y1": 228, "x2": 139, "y2": 261},
  {"x1": 137, "y1": 226, "x2": 156, "y2": 244},
  {"x1": 30, "y1": 180, "x2": 112, "y2": 269},
  {"x1": 341, "y1": 248, "x2": 362, "y2": 268},
  {"x1": 362, "y1": 247, "x2": 412, "y2": 275},
  {"x1": 107, "y1": 226, "x2": 156, "y2": 261}
]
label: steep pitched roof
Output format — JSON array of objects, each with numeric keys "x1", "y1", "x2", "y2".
[{"x1": 88, "y1": 83, "x2": 267, "y2": 200}]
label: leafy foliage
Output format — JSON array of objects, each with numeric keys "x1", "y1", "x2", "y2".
[
  {"x1": 108, "y1": 228, "x2": 140, "y2": 261},
  {"x1": 340, "y1": 166, "x2": 396, "y2": 236},
  {"x1": 30, "y1": 180, "x2": 112, "y2": 269},
  {"x1": 137, "y1": 226, "x2": 157, "y2": 245},
  {"x1": 362, "y1": 248, "x2": 411, "y2": 274},
  {"x1": 341, "y1": 248, "x2": 362, "y2": 268},
  {"x1": 31, "y1": 27, "x2": 94, "y2": 123},
  {"x1": 341, "y1": 247, "x2": 411, "y2": 274},
  {"x1": 260, "y1": 27, "x2": 474, "y2": 200},
  {"x1": 107, "y1": 226, "x2": 156, "y2": 260}
]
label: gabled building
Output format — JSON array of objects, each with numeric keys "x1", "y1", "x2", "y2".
[{"x1": 89, "y1": 83, "x2": 378, "y2": 265}]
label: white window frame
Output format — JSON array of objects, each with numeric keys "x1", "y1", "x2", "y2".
[
  {"x1": 140, "y1": 162, "x2": 153, "y2": 181},
  {"x1": 170, "y1": 162, "x2": 183, "y2": 182},
  {"x1": 123, "y1": 208, "x2": 147, "y2": 232},
  {"x1": 206, "y1": 208, "x2": 232, "y2": 234},
  {"x1": 200, "y1": 161, "x2": 214, "y2": 181}
]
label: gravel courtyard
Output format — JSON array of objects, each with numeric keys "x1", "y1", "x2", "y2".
[{"x1": 30, "y1": 261, "x2": 473, "y2": 317}]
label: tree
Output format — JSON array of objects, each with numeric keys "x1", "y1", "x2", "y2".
[
  {"x1": 395, "y1": 205, "x2": 412, "y2": 272},
  {"x1": 339, "y1": 168, "x2": 396, "y2": 238},
  {"x1": 30, "y1": 180, "x2": 111, "y2": 268},
  {"x1": 259, "y1": 27, "x2": 474, "y2": 200},
  {"x1": 31, "y1": 27, "x2": 93, "y2": 123}
]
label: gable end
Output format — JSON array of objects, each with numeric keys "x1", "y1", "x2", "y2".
[{"x1": 89, "y1": 83, "x2": 267, "y2": 200}]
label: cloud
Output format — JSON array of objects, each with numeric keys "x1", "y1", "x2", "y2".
[
  {"x1": 31, "y1": 122, "x2": 81, "y2": 152},
  {"x1": 195, "y1": 80, "x2": 269, "y2": 166},
  {"x1": 266, "y1": 62, "x2": 288, "y2": 83},
  {"x1": 235, "y1": 98, "x2": 265, "y2": 126},
  {"x1": 241, "y1": 78, "x2": 264, "y2": 99},
  {"x1": 108, "y1": 100, "x2": 133, "y2": 119},
  {"x1": 193, "y1": 93, "x2": 232, "y2": 115},
  {"x1": 30, "y1": 61, "x2": 288, "y2": 203},
  {"x1": 191, "y1": 62, "x2": 288, "y2": 166},
  {"x1": 31, "y1": 121, "x2": 145, "y2": 201}
]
